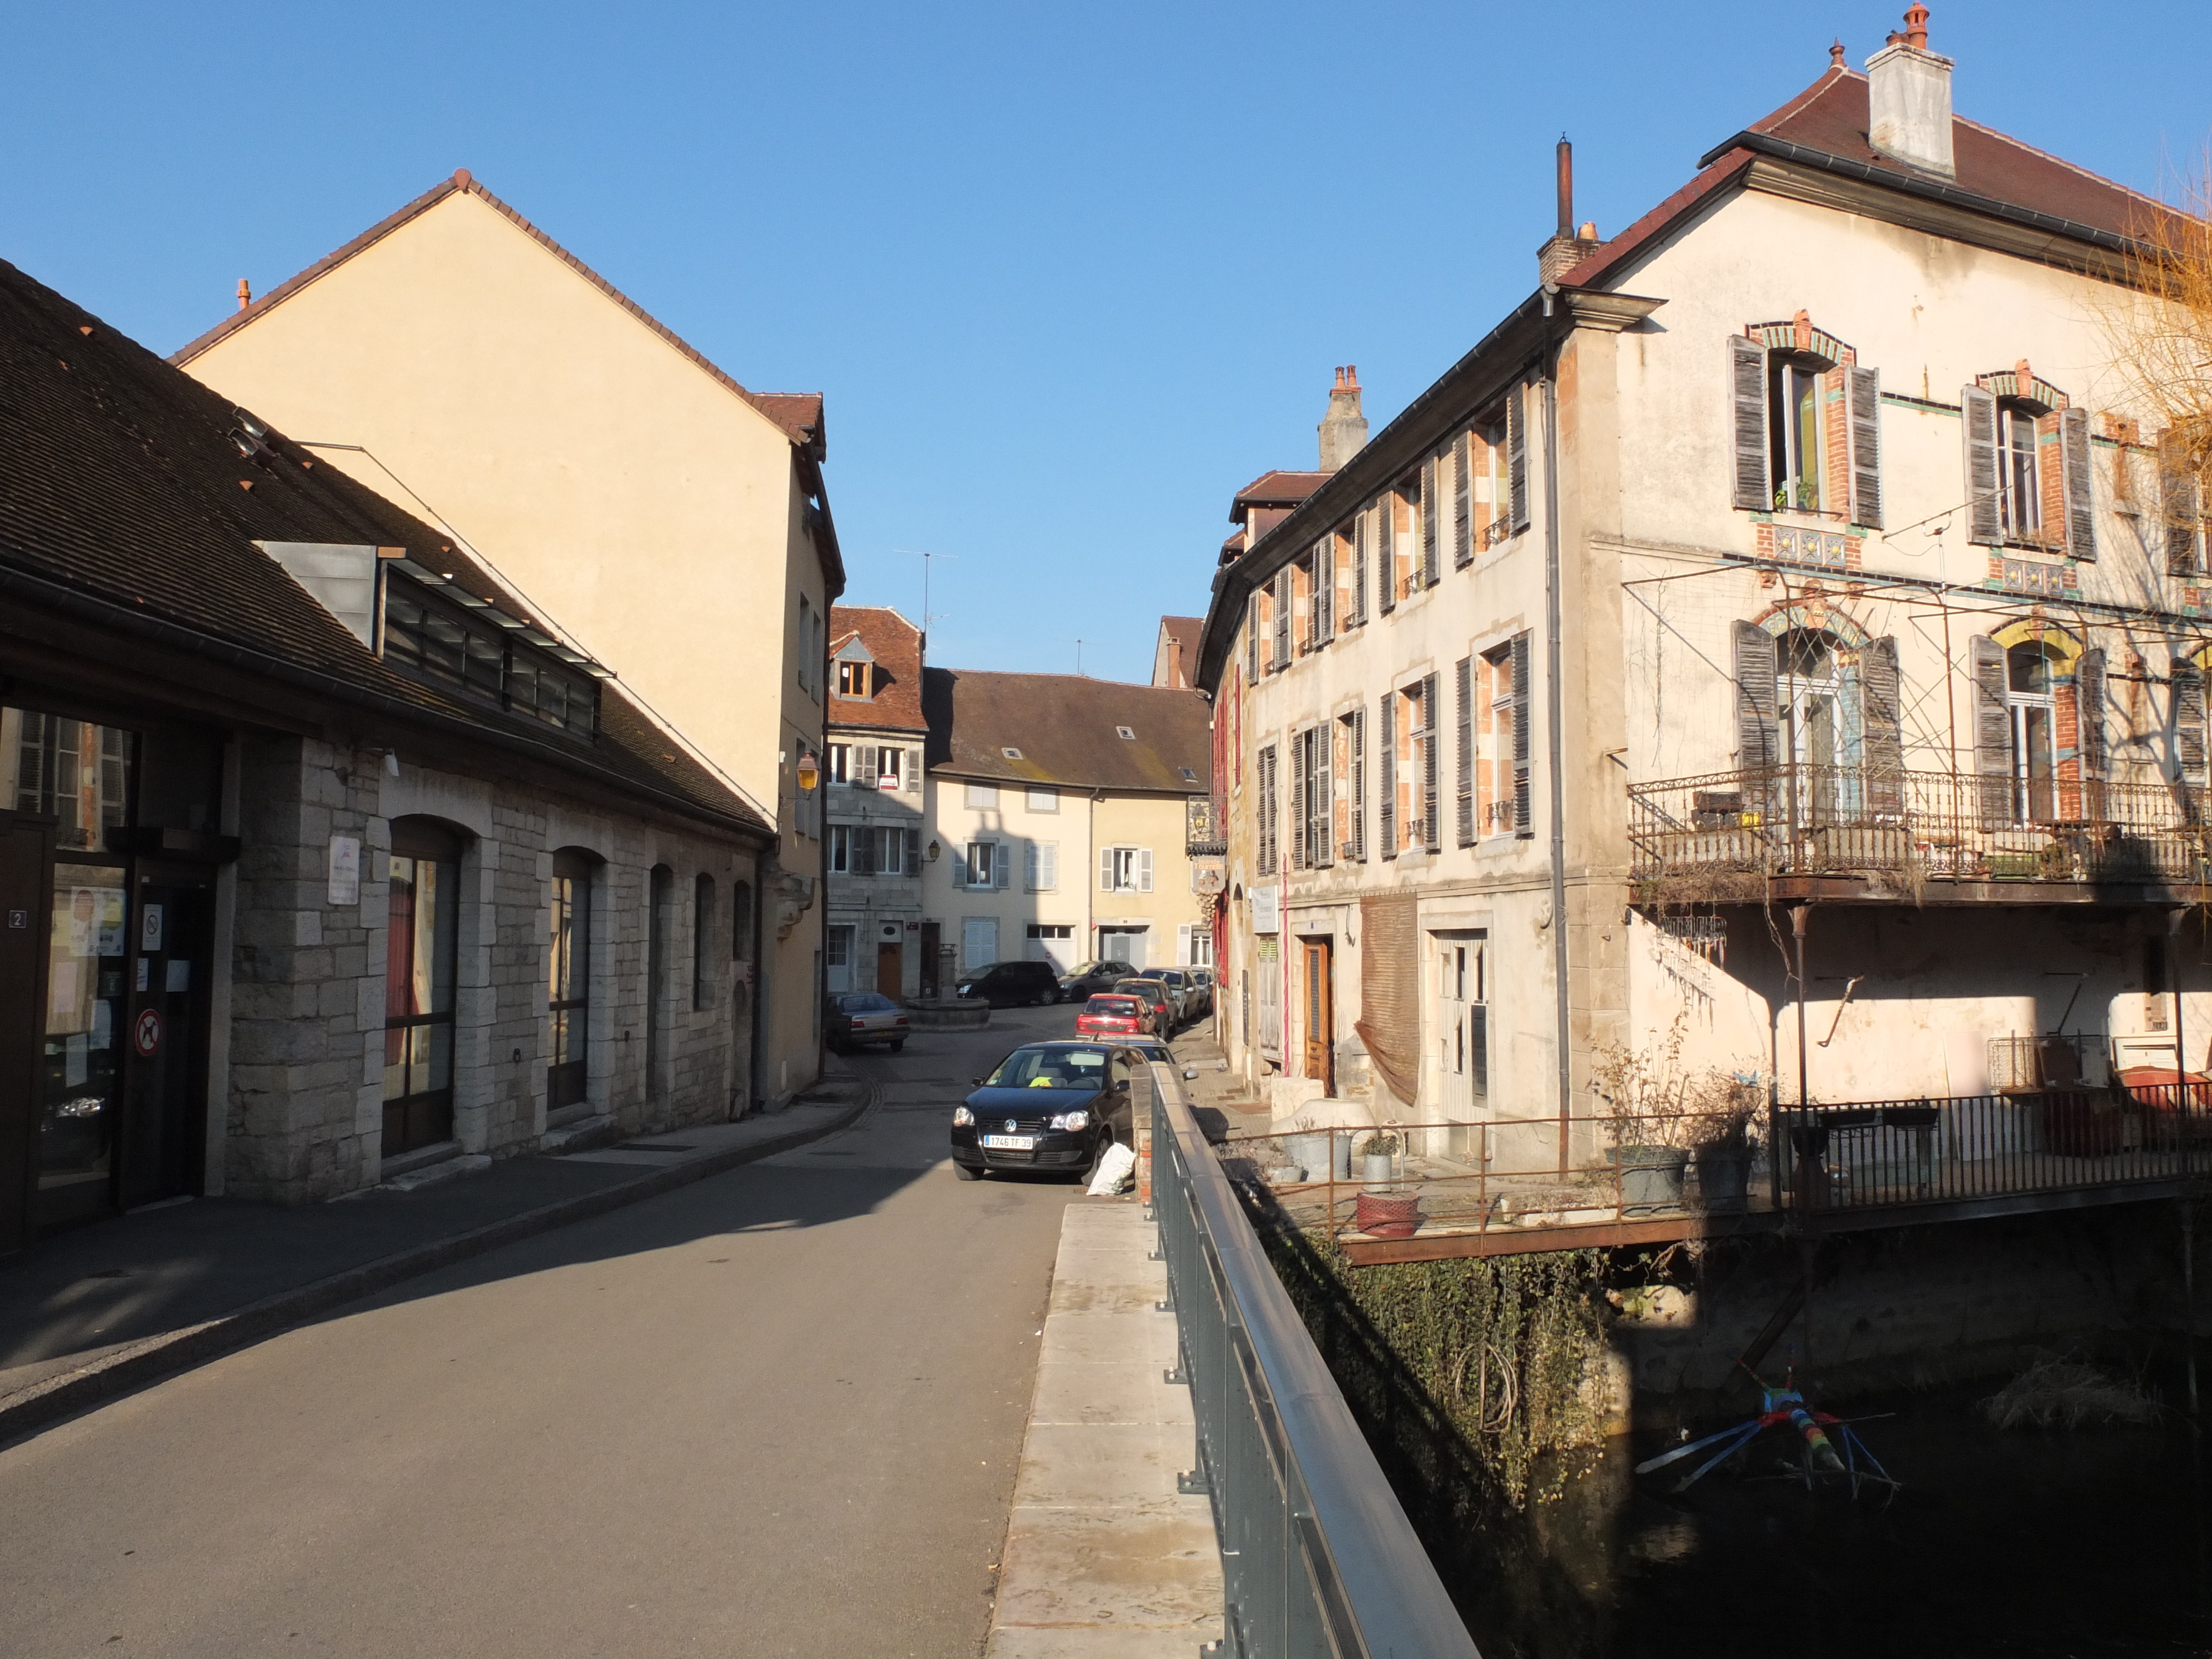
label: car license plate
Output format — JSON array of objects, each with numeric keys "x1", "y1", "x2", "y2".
[{"x1": 981, "y1": 1134, "x2": 1035, "y2": 1151}]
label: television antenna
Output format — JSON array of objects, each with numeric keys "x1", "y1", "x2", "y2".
[{"x1": 900, "y1": 549, "x2": 955, "y2": 653}]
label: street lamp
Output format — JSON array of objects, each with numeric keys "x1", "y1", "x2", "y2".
[{"x1": 796, "y1": 752, "x2": 820, "y2": 793}]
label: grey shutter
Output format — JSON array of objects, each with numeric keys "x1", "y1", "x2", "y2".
[
  {"x1": 1138, "y1": 848, "x2": 1152, "y2": 892},
  {"x1": 1378, "y1": 694, "x2": 1397, "y2": 858},
  {"x1": 1971, "y1": 635, "x2": 2011, "y2": 821},
  {"x1": 1314, "y1": 719, "x2": 1333, "y2": 868},
  {"x1": 1421, "y1": 671, "x2": 1441, "y2": 849},
  {"x1": 994, "y1": 843, "x2": 1010, "y2": 889},
  {"x1": 2177, "y1": 661, "x2": 2208, "y2": 786},
  {"x1": 1349, "y1": 706, "x2": 1367, "y2": 861},
  {"x1": 1313, "y1": 542, "x2": 1332, "y2": 641},
  {"x1": 1732, "y1": 620, "x2": 1780, "y2": 771},
  {"x1": 951, "y1": 846, "x2": 968, "y2": 887},
  {"x1": 1470, "y1": 1004, "x2": 1488, "y2": 1098},
  {"x1": 2163, "y1": 431, "x2": 2202, "y2": 575},
  {"x1": 1507, "y1": 384, "x2": 1530, "y2": 532},
  {"x1": 1453, "y1": 433, "x2": 1473, "y2": 567},
  {"x1": 1455, "y1": 655, "x2": 1475, "y2": 846},
  {"x1": 1963, "y1": 387, "x2": 2002, "y2": 546},
  {"x1": 1290, "y1": 730, "x2": 1307, "y2": 869},
  {"x1": 1730, "y1": 336, "x2": 1771, "y2": 511},
  {"x1": 1848, "y1": 366, "x2": 1884, "y2": 529},
  {"x1": 1273, "y1": 569, "x2": 1292, "y2": 667},
  {"x1": 1246, "y1": 594, "x2": 1261, "y2": 679},
  {"x1": 1351, "y1": 514, "x2": 1369, "y2": 623},
  {"x1": 2077, "y1": 649, "x2": 2107, "y2": 794},
  {"x1": 1510, "y1": 634, "x2": 1533, "y2": 834},
  {"x1": 1861, "y1": 636, "x2": 1904, "y2": 815},
  {"x1": 1377, "y1": 498, "x2": 1396, "y2": 614},
  {"x1": 2060, "y1": 406, "x2": 2095, "y2": 560},
  {"x1": 1420, "y1": 457, "x2": 1440, "y2": 586},
  {"x1": 906, "y1": 828, "x2": 921, "y2": 874}
]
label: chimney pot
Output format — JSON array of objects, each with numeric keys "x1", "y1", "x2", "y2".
[
  {"x1": 1555, "y1": 135, "x2": 1573, "y2": 238},
  {"x1": 1318, "y1": 362, "x2": 1370, "y2": 473},
  {"x1": 236, "y1": 278, "x2": 251, "y2": 311},
  {"x1": 1866, "y1": 8, "x2": 1954, "y2": 179},
  {"x1": 1577, "y1": 220, "x2": 1599, "y2": 241}
]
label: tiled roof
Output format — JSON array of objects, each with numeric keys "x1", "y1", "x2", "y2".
[
  {"x1": 0, "y1": 254, "x2": 768, "y2": 836},
  {"x1": 1230, "y1": 470, "x2": 1329, "y2": 524},
  {"x1": 1155, "y1": 616, "x2": 1202, "y2": 684},
  {"x1": 171, "y1": 170, "x2": 830, "y2": 456},
  {"x1": 922, "y1": 669, "x2": 1210, "y2": 794},
  {"x1": 827, "y1": 604, "x2": 927, "y2": 733}
]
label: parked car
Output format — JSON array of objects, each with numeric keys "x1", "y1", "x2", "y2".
[
  {"x1": 955, "y1": 959, "x2": 1062, "y2": 1007},
  {"x1": 1076, "y1": 993, "x2": 1155, "y2": 1038},
  {"x1": 951, "y1": 1041, "x2": 1139, "y2": 1180},
  {"x1": 1133, "y1": 967, "x2": 1197, "y2": 1024},
  {"x1": 1183, "y1": 966, "x2": 1215, "y2": 1016},
  {"x1": 1056, "y1": 959, "x2": 1136, "y2": 1002},
  {"x1": 1114, "y1": 977, "x2": 1175, "y2": 1033},
  {"x1": 826, "y1": 990, "x2": 909, "y2": 1052}
]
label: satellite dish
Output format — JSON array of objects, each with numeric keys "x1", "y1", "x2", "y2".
[{"x1": 1193, "y1": 868, "x2": 1225, "y2": 895}]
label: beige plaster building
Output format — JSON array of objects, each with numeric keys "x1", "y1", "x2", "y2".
[
  {"x1": 173, "y1": 171, "x2": 841, "y2": 1105},
  {"x1": 1199, "y1": 18, "x2": 2212, "y2": 1178}
]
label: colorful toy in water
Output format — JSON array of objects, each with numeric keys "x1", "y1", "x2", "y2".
[{"x1": 1633, "y1": 1367, "x2": 1897, "y2": 1498}]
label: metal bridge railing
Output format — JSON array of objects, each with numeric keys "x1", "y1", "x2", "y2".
[{"x1": 1147, "y1": 1062, "x2": 1480, "y2": 1659}]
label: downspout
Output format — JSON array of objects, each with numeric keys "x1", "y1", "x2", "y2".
[
  {"x1": 748, "y1": 844, "x2": 766, "y2": 1114},
  {"x1": 1541, "y1": 352, "x2": 1573, "y2": 1170}
]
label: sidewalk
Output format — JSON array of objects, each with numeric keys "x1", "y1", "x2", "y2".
[
  {"x1": 986, "y1": 1197, "x2": 1223, "y2": 1657},
  {"x1": 0, "y1": 1070, "x2": 874, "y2": 1443}
]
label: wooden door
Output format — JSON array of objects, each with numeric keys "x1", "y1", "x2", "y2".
[
  {"x1": 876, "y1": 941, "x2": 902, "y2": 998},
  {"x1": 1302, "y1": 938, "x2": 1333, "y2": 1093}
]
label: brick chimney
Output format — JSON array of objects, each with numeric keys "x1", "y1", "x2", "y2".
[
  {"x1": 1867, "y1": 5, "x2": 1954, "y2": 178},
  {"x1": 1318, "y1": 365, "x2": 1369, "y2": 472},
  {"x1": 1536, "y1": 136, "x2": 1605, "y2": 283}
]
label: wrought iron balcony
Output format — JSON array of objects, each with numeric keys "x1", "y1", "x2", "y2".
[{"x1": 1628, "y1": 764, "x2": 2210, "y2": 900}]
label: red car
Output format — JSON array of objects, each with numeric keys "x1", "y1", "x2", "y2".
[{"x1": 1076, "y1": 993, "x2": 1155, "y2": 1037}]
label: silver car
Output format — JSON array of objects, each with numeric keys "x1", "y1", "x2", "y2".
[
  {"x1": 1134, "y1": 967, "x2": 1197, "y2": 1025},
  {"x1": 827, "y1": 990, "x2": 909, "y2": 1052},
  {"x1": 1182, "y1": 967, "x2": 1215, "y2": 1017}
]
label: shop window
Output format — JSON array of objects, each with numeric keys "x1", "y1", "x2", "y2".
[
  {"x1": 385, "y1": 818, "x2": 461, "y2": 1155},
  {"x1": 6, "y1": 711, "x2": 131, "y2": 852}
]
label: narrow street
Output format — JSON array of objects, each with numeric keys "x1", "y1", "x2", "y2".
[{"x1": 0, "y1": 1005, "x2": 1088, "y2": 1659}]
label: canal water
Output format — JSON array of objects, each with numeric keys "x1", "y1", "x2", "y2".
[{"x1": 1446, "y1": 1391, "x2": 2212, "y2": 1658}]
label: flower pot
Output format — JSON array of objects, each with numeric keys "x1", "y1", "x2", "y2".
[
  {"x1": 1691, "y1": 1143, "x2": 1750, "y2": 1213},
  {"x1": 1286, "y1": 1133, "x2": 1332, "y2": 1180},
  {"x1": 1359, "y1": 1153, "x2": 1397, "y2": 1187},
  {"x1": 1265, "y1": 1164, "x2": 1305, "y2": 1186},
  {"x1": 1613, "y1": 1145, "x2": 1690, "y2": 1214},
  {"x1": 1354, "y1": 1190, "x2": 1422, "y2": 1239}
]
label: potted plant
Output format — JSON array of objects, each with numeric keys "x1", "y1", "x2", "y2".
[
  {"x1": 1688, "y1": 1075, "x2": 1762, "y2": 1214},
  {"x1": 1594, "y1": 1015, "x2": 1753, "y2": 1216},
  {"x1": 1355, "y1": 1130, "x2": 1401, "y2": 1187}
]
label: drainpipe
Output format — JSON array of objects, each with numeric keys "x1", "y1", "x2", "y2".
[
  {"x1": 1792, "y1": 904, "x2": 1812, "y2": 1108},
  {"x1": 1541, "y1": 364, "x2": 1573, "y2": 1169}
]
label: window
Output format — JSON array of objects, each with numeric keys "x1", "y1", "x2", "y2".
[
  {"x1": 825, "y1": 743, "x2": 851, "y2": 785},
  {"x1": 8, "y1": 713, "x2": 131, "y2": 851},
  {"x1": 797, "y1": 597, "x2": 818, "y2": 696},
  {"x1": 1479, "y1": 638, "x2": 1532, "y2": 837},
  {"x1": 1729, "y1": 325, "x2": 1882, "y2": 529},
  {"x1": 731, "y1": 879, "x2": 753, "y2": 961},
  {"x1": 1099, "y1": 845, "x2": 1152, "y2": 893},
  {"x1": 2004, "y1": 640, "x2": 2062, "y2": 823},
  {"x1": 1963, "y1": 373, "x2": 2091, "y2": 555},
  {"x1": 1026, "y1": 786, "x2": 1059, "y2": 812},
  {"x1": 1769, "y1": 353, "x2": 1828, "y2": 513},
  {"x1": 1256, "y1": 743, "x2": 1279, "y2": 872},
  {"x1": 876, "y1": 826, "x2": 917, "y2": 877},
  {"x1": 1117, "y1": 725, "x2": 1136, "y2": 740},
  {"x1": 1291, "y1": 726, "x2": 1331, "y2": 869},
  {"x1": 826, "y1": 922, "x2": 855, "y2": 993},
  {"x1": 962, "y1": 840, "x2": 1006, "y2": 889},
  {"x1": 1438, "y1": 934, "x2": 1488, "y2": 1103},
  {"x1": 384, "y1": 819, "x2": 460, "y2": 1155},
  {"x1": 693, "y1": 874, "x2": 715, "y2": 1010},
  {"x1": 1003, "y1": 747, "x2": 1024, "y2": 760},
  {"x1": 827, "y1": 824, "x2": 853, "y2": 875},
  {"x1": 548, "y1": 849, "x2": 594, "y2": 1110},
  {"x1": 964, "y1": 781, "x2": 1000, "y2": 810},
  {"x1": 1999, "y1": 401, "x2": 2042, "y2": 539},
  {"x1": 875, "y1": 746, "x2": 902, "y2": 790},
  {"x1": 1026, "y1": 840, "x2": 1059, "y2": 891},
  {"x1": 836, "y1": 659, "x2": 872, "y2": 698}
]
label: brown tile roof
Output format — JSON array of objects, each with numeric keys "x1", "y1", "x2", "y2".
[
  {"x1": 1230, "y1": 469, "x2": 1329, "y2": 525},
  {"x1": 0, "y1": 254, "x2": 768, "y2": 837},
  {"x1": 922, "y1": 670, "x2": 1210, "y2": 794},
  {"x1": 827, "y1": 604, "x2": 927, "y2": 733},
  {"x1": 172, "y1": 170, "x2": 830, "y2": 456},
  {"x1": 1155, "y1": 616, "x2": 1202, "y2": 687}
]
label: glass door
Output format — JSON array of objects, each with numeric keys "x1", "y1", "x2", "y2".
[
  {"x1": 118, "y1": 869, "x2": 213, "y2": 1211},
  {"x1": 1779, "y1": 631, "x2": 1841, "y2": 827},
  {"x1": 38, "y1": 863, "x2": 129, "y2": 1228}
]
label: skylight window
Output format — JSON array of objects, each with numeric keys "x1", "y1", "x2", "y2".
[
  {"x1": 1116, "y1": 726, "x2": 1136, "y2": 740},
  {"x1": 1180, "y1": 768, "x2": 1198, "y2": 782},
  {"x1": 1003, "y1": 747, "x2": 1024, "y2": 759}
]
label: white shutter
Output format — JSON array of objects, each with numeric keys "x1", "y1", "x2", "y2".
[
  {"x1": 1026, "y1": 842, "x2": 1040, "y2": 890},
  {"x1": 1138, "y1": 848, "x2": 1153, "y2": 892},
  {"x1": 1099, "y1": 847, "x2": 1115, "y2": 891},
  {"x1": 905, "y1": 749, "x2": 921, "y2": 792},
  {"x1": 1177, "y1": 924, "x2": 1192, "y2": 966},
  {"x1": 951, "y1": 846, "x2": 969, "y2": 887},
  {"x1": 994, "y1": 844, "x2": 1010, "y2": 889},
  {"x1": 1039, "y1": 842, "x2": 1057, "y2": 891}
]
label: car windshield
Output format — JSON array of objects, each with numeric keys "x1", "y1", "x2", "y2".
[
  {"x1": 1086, "y1": 997, "x2": 1141, "y2": 1014},
  {"x1": 839, "y1": 993, "x2": 894, "y2": 1011},
  {"x1": 1115, "y1": 981, "x2": 1162, "y2": 1000},
  {"x1": 983, "y1": 1046, "x2": 1109, "y2": 1088}
]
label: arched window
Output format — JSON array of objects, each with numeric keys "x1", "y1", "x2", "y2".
[
  {"x1": 647, "y1": 864, "x2": 674, "y2": 1095},
  {"x1": 385, "y1": 818, "x2": 462, "y2": 1155},
  {"x1": 549, "y1": 848, "x2": 596, "y2": 1110},
  {"x1": 693, "y1": 873, "x2": 716, "y2": 1011},
  {"x1": 2005, "y1": 641, "x2": 2064, "y2": 823},
  {"x1": 1768, "y1": 352, "x2": 1834, "y2": 514}
]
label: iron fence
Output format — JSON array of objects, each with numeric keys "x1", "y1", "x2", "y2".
[
  {"x1": 1629, "y1": 763, "x2": 2212, "y2": 889},
  {"x1": 1147, "y1": 1063, "x2": 1480, "y2": 1659}
]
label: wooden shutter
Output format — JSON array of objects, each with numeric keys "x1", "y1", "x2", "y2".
[
  {"x1": 1848, "y1": 366, "x2": 1884, "y2": 529},
  {"x1": 2076, "y1": 649, "x2": 2107, "y2": 790},
  {"x1": 1246, "y1": 594, "x2": 1261, "y2": 679},
  {"x1": 2060, "y1": 406, "x2": 2095, "y2": 560},
  {"x1": 1453, "y1": 433, "x2": 1473, "y2": 567},
  {"x1": 1273, "y1": 570, "x2": 1292, "y2": 667},
  {"x1": 1971, "y1": 635, "x2": 2011, "y2": 820},
  {"x1": 1349, "y1": 706, "x2": 1366, "y2": 862},
  {"x1": 1510, "y1": 634, "x2": 1532, "y2": 834},
  {"x1": 1378, "y1": 695, "x2": 1397, "y2": 857},
  {"x1": 2163, "y1": 430, "x2": 2203, "y2": 575},
  {"x1": 1732, "y1": 620, "x2": 1780, "y2": 771},
  {"x1": 1290, "y1": 729, "x2": 1307, "y2": 869},
  {"x1": 1313, "y1": 543, "x2": 1333, "y2": 641},
  {"x1": 1421, "y1": 671, "x2": 1441, "y2": 849},
  {"x1": 2178, "y1": 660, "x2": 2208, "y2": 786},
  {"x1": 1506, "y1": 384, "x2": 1530, "y2": 532},
  {"x1": 1963, "y1": 387, "x2": 2002, "y2": 545},
  {"x1": 1138, "y1": 848, "x2": 1152, "y2": 892},
  {"x1": 1351, "y1": 515, "x2": 1369, "y2": 623},
  {"x1": 1730, "y1": 336, "x2": 1771, "y2": 511},
  {"x1": 1455, "y1": 655, "x2": 1475, "y2": 846},
  {"x1": 1377, "y1": 498, "x2": 1396, "y2": 614},
  {"x1": 1861, "y1": 636, "x2": 1904, "y2": 814},
  {"x1": 1314, "y1": 719, "x2": 1333, "y2": 868},
  {"x1": 1420, "y1": 456, "x2": 1440, "y2": 586}
]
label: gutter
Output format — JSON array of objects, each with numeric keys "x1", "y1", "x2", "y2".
[
  {"x1": 1540, "y1": 361, "x2": 1573, "y2": 1167},
  {"x1": 0, "y1": 556, "x2": 773, "y2": 847}
]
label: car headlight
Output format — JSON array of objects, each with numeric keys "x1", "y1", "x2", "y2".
[
  {"x1": 1048, "y1": 1110, "x2": 1089, "y2": 1132},
  {"x1": 952, "y1": 1107, "x2": 974, "y2": 1126}
]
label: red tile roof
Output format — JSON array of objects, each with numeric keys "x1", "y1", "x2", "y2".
[
  {"x1": 1154, "y1": 616, "x2": 1202, "y2": 687},
  {"x1": 1230, "y1": 470, "x2": 1329, "y2": 524},
  {"x1": 827, "y1": 604, "x2": 928, "y2": 733},
  {"x1": 172, "y1": 170, "x2": 830, "y2": 456}
]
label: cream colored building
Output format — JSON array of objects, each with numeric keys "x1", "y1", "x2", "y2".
[
  {"x1": 173, "y1": 170, "x2": 840, "y2": 1106},
  {"x1": 918, "y1": 670, "x2": 1212, "y2": 983},
  {"x1": 1200, "y1": 22, "x2": 2212, "y2": 1170}
]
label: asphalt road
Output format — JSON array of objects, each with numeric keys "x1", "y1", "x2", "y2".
[{"x1": 0, "y1": 1004, "x2": 1090, "y2": 1658}]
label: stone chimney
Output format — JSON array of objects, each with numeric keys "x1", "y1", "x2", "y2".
[
  {"x1": 1536, "y1": 136, "x2": 1605, "y2": 284},
  {"x1": 1318, "y1": 366, "x2": 1369, "y2": 472},
  {"x1": 1867, "y1": 5, "x2": 1954, "y2": 179}
]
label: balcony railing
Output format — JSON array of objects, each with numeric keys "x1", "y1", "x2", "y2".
[{"x1": 1629, "y1": 764, "x2": 2212, "y2": 895}]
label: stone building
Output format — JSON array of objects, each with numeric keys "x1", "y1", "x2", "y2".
[
  {"x1": 1197, "y1": 14, "x2": 2212, "y2": 1176},
  {"x1": 823, "y1": 607, "x2": 928, "y2": 998},
  {"x1": 169, "y1": 168, "x2": 838, "y2": 1106},
  {"x1": 0, "y1": 257, "x2": 773, "y2": 1253}
]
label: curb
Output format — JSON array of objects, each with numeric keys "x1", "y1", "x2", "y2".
[{"x1": 0, "y1": 1080, "x2": 879, "y2": 1447}]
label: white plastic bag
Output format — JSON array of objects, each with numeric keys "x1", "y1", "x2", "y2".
[{"x1": 1087, "y1": 1140, "x2": 1137, "y2": 1196}]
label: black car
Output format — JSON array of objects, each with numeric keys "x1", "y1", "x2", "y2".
[
  {"x1": 951, "y1": 1040, "x2": 1139, "y2": 1181},
  {"x1": 1056, "y1": 959, "x2": 1136, "y2": 1002},
  {"x1": 955, "y1": 959, "x2": 1062, "y2": 1007}
]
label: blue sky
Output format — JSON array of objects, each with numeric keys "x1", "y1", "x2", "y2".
[{"x1": 6, "y1": 2, "x2": 2207, "y2": 684}]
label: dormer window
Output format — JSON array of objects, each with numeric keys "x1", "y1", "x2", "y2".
[
  {"x1": 836, "y1": 660, "x2": 872, "y2": 698},
  {"x1": 380, "y1": 567, "x2": 599, "y2": 740}
]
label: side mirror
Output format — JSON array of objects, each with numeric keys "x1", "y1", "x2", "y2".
[
  {"x1": 1183, "y1": 1067, "x2": 1199, "y2": 1081},
  {"x1": 971, "y1": 1077, "x2": 984, "y2": 1086}
]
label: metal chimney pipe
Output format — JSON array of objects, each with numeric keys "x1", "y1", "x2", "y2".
[{"x1": 1555, "y1": 135, "x2": 1572, "y2": 239}]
